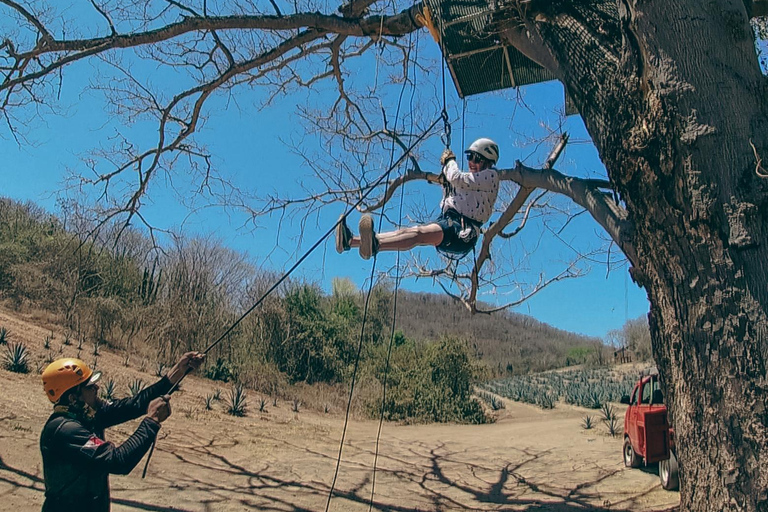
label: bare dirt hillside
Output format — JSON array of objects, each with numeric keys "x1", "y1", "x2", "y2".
[{"x1": 0, "y1": 308, "x2": 679, "y2": 511}]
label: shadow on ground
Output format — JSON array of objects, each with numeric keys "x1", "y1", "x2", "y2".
[{"x1": 0, "y1": 432, "x2": 677, "y2": 512}]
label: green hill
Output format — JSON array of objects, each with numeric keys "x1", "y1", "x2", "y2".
[{"x1": 394, "y1": 291, "x2": 604, "y2": 375}]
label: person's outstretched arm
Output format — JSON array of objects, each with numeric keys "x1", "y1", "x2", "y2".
[{"x1": 96, "y1": 352, "x2": 204, "y2": 428}]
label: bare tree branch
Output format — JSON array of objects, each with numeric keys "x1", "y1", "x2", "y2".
[
  {"x1": 0, "y1": 0, "x2": 53, "y2": 42},
  {"x1": 497, "y1": 163, "x2": 636, "y2": 266}
]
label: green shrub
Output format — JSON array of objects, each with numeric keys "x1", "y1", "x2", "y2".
[
  {"x1": 205, "y1": 357, "x2": 235, "y2": 382},
  {"x1": 373, "y1": 336, "x2": 488, "y2": 424}
]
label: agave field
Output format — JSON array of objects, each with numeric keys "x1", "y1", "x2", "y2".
[{"x1": 482, "y1": 367, "x2": 645, "y2": 410}]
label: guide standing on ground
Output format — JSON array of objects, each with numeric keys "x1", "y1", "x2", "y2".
[{"x1": 39, "y1": 351, "x2": 205, "y2": 512}]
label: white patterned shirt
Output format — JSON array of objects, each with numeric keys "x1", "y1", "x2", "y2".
[{"x1": 439, "y1": 160, "x2": 499, "y2": 224}]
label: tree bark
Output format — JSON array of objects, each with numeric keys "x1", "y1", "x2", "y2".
[{"x1": 506, "y1": 0, "x2": 768, "y2": 510}]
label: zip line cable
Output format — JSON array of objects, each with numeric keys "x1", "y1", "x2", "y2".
[{"x1": 141, "y1": 113, "x2": 444, "y2": 479}]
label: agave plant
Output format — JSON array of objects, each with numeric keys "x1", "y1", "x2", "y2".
[
  {"x1": 605, "y1": 416, "x2": 620, "y2": 437},
  {"x1": 291, "y1": 399, "x2": 301, "y2": 413},
  {"x1": 43, "y1": 336, "x2": 51, "y2": 350},
  {"x1": 212, "y1": 388, "x2": 222, "y2": 401},
  {"x1": 63, "y1": 332, "x2": 72, "y2": 346},
  {"x1": 155, "y1": 362, "x2": 166, "y2": 377},
  {"x1": 101, "y1": 378, "x2": 116, "y2": 401},
  {"x1": 582, "y1": 415, "x2": 594, "y2": 430},
  {"x1": 0, "y1": 327, "x2": 9, "y2": 345},
  {"x1": 600, "y1": 403, "x2": 616, "y2": 423},
  {"x1": 128, "y1": 378, "x2": 145, "y2": 397},
  {"x1": 204, "y1": 393, "x2": 215, "y2": 410},
  {"x1": 258, "y1": 396, "x2": 268, "y2": 412},
  {"x1": 4, "y1": 342, "x2": 30, "y2": 373},
  {"x1": 226, "y1": 384, "x2": 247, "y2": 417},
  {"x1": 490, "y1": 396, "x2": 506, "y2": 411}
]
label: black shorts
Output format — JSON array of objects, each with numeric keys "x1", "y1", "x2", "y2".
[{"x1": 435, "y1": 209, "x2": 481, "y2": 255}]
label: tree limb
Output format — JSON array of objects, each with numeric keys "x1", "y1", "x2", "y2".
[{"x1": 497, "y1": 163, "x2": 637, "y2": 266}]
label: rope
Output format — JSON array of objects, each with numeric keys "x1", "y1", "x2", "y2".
[
  {"x1": 142, "y1": 113, "x2": 444, "y2": 479},
  {"x1": 326, "y1": 29, "x2": 415, "y2": 512},
  {"x1": 461, "y1": 98, "x2": 466, "y2": 165},
  {"x1": 366, "y1": 29, "x2": 418, "y2": 512},
  {"x1": 437, "y1": 4, "x2": 451, "y2": 149}
]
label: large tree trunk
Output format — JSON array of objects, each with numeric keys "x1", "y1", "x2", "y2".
[{"x1": 512, "y1": 1, "x2": 768, "y2": 510}]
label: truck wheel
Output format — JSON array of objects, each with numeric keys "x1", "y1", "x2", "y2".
[
  {"x1": 623, "y1": 437, "x2": 642, "y2": 468},
  {"x1": 659, "y1": 450, "x2": 679, "y2": 490}
]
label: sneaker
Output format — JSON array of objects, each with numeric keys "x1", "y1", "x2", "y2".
[
  {"x1": 335, "y1": 215, "x2": 353, "y2": 253},
  {"x1": 358, "y1": 214, "x2": 378, "y2": 260}
]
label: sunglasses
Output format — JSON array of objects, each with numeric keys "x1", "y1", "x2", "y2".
[{"x1": 465, "y1": 152, "x2": 486, "y2": 164}]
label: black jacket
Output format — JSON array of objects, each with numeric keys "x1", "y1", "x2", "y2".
[{"x1": 40, "y1": 377, "x2": 173, "y2": 512}]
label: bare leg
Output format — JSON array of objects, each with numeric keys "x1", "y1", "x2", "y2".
[{"x1": 350, "y1": 223, "x2": 443, "y2": 252}]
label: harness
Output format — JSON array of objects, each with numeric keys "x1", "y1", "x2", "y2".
[{"x1": 436, "y1": 207, "x2": 482, "y2": 260}]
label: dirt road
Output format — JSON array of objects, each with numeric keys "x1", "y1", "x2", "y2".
[{"x1": 0, "y1": 308, "x2": 679, "y2": 511}]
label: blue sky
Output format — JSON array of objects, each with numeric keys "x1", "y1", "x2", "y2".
[{"x1": 0, "y1": 18, "x2": 651, "y2": 339}]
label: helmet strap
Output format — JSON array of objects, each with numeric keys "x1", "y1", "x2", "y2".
[{"x1": 54, "y1": 392, "x2": 98, "y2": 422}]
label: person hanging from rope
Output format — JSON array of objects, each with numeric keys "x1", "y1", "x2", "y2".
[
  {"x1": 39, "y1": 352, "x2": 205, "y2": 512},
  {"x1": 336, "y1": 138, "x2": 501, "y2": 259}
]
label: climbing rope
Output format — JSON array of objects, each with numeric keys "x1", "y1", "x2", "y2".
[
  {"x1": 142, "y1": 113, "x2": 445, "y2": 479},
  {"x1": 326, "y1": 28, "x2": 416, "y2": 512},
  {"x1": 438, "y1": 4, "x2": 451, "y2": 149},
  {"x1": 366, "y1": 28, "x2": 419, "y2": 512}
]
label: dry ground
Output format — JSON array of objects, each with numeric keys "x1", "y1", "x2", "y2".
[{"x1": 0, "y1": 308, "x2": 679, "y2": 511}]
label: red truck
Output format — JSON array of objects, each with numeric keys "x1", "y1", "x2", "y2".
[{"x1": 620, "y1": 369, "x2": 679, "y2": 490}]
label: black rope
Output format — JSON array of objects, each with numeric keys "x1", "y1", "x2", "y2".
[
  {"x1": 142, "y1": 114, "x2": 443, "y2": 479},
  {"x1": 461, "y1": 98, "x2": 466, "y2": 165},
  {"x1": 366, "y1": 28, "x2": 418, "y2": 512},
  {"x1": 437, "y1": 5, "x2": 451, "y2": 149},
  {"x1": 326, "y1": 30, "x2": 418, "y2": 511}
]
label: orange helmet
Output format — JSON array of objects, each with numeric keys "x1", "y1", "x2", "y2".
[{"x1": 42, "y1": 358, "x2": 100, "y2": 403}]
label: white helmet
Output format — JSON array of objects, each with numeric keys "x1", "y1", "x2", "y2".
[{"x1": 466, "y1": 138, "x2": 499, "y2": 164}]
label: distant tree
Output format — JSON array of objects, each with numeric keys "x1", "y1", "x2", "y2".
[{"x1": 607, "y1": 315, "x2": 652, "y2": 364}]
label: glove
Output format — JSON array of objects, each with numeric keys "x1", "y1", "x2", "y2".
[{"x1": 440, "y1": 148, "x2": 455, "y2": 166}]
